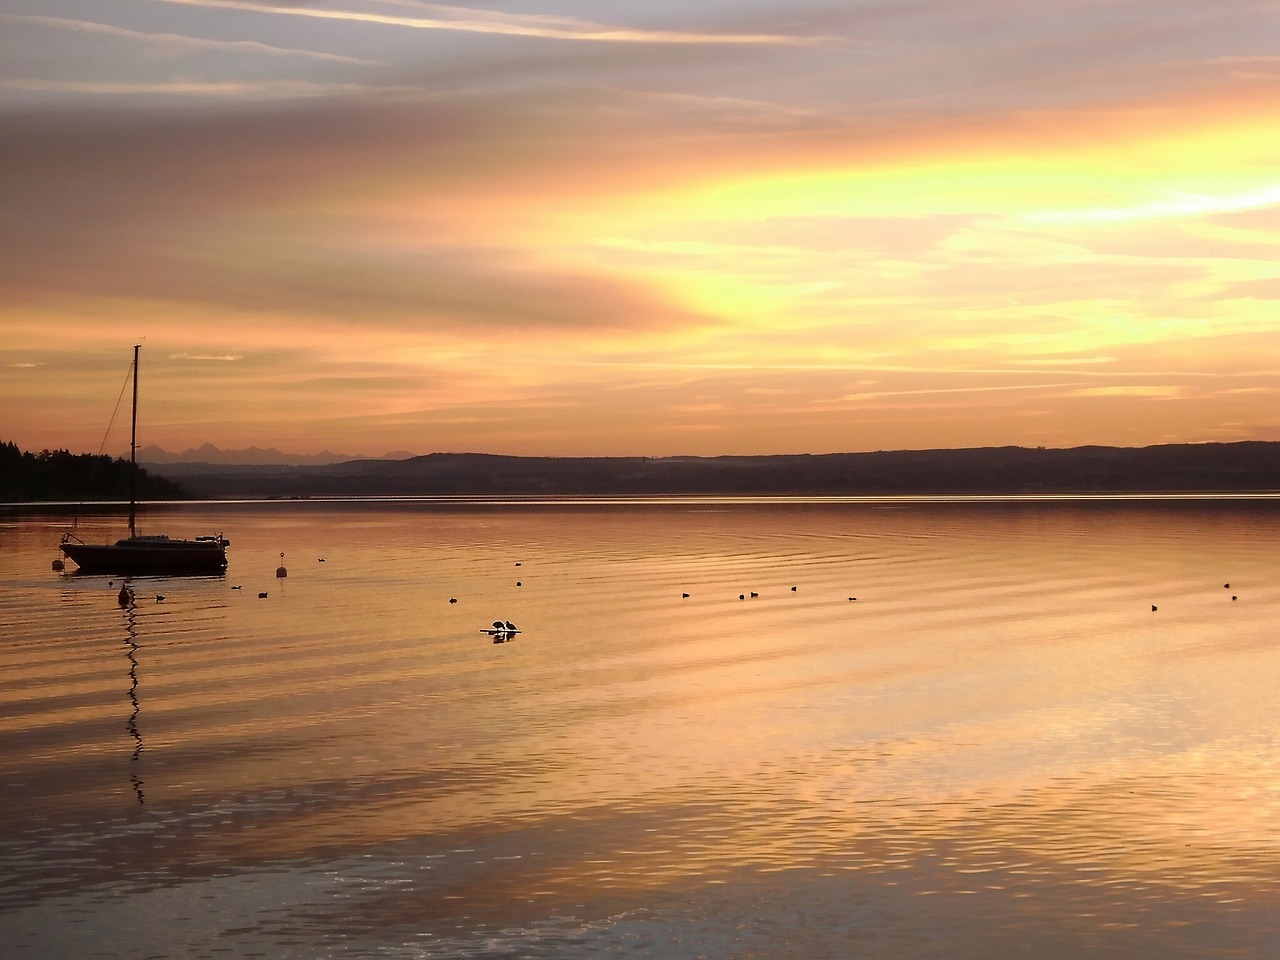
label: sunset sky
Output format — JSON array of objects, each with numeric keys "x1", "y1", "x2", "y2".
[{"x1": 2, "y1": 0, "x2": 1278, "y2": 458}]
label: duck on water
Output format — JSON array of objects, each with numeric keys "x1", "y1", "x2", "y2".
[{"x1": 59, "y1": 344, "x2": 230, "y2": 576}]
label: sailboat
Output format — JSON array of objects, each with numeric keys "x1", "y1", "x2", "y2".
[{"x1": 59, "y1": 345, "x2": 230, "y2": 575}]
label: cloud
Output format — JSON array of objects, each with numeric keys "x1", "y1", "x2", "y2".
[
  {"x1": 0, "y1": 78, "x2": 381, "y2": 98},
  {"x1": 1024, "y1": 185, "x2": 1280, "y2": 226},
  {"x1": 0, "y1": 14, "x2": 383, "y2": 65},
  {"x1": 1018, "y1": 356, "x2": 1118, "y2": 367},
  {"x1": 830, "y1": 381, "x2": 1080, "y2": 404},
  {"x1": 170, "y1": 354, "x2": 246, "y2": 361},
  {"x1": 1071, "y1": 386, "x2": 1186, "y2": 399},
  {"x1": 1, "y1": 169, "x2": 716, "y2": 339},
  {"x1": 146, "y1": 0, "x2": 827, "y2": 46}
]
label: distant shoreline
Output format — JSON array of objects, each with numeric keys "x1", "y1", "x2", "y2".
[
  {"x1": 138, "y1": 442, "x2": 1280, "y2": 499},
  {"x1": 7, "y1": 441, "x2": 1278, "y2": 502}
]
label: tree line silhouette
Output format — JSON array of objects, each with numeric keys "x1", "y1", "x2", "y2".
[{"x1": 0, "y1": 440, "x2": 189, "y2": 501}]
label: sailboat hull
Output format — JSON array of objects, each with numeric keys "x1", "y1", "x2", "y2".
[{"x1": 61, "y1": 536, "x2": 228, "y2": 575}]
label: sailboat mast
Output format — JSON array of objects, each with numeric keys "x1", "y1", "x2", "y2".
[{"x1": 129, "y1": 343, "x2": 139, "y2": 539}]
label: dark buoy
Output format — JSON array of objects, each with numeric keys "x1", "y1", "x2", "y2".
[
  {"x1": 739, "y1": 594, "x2": 745, "y2": 600},
  {"x1": 682, "y1": 592, "x2": 690, "y2": 598},
  {"x1": 1224, "y1": 583, "x2": 1230, "y2": 589},
  {"x1": 276, "y1": 553, "x2": 288, "y2": 578},
  {"x1": 1151, "y1": 604, "x2": 1158, "y2": 612},
  {"x1": 790, "y1": 586, "x2": 797, "y2": 592},
  {"x1": 1232, "y1": 595, "x2": 1238, "y2": 601},
  {"x1": 117, "y1": 585, "x2": 133, "y2": 606},
  {"x1": 516, "y1": 581, "x2": 522, "y2": 587},
  {"x1": 52, "y1": 558, "x2": 65, "y2": 571}
]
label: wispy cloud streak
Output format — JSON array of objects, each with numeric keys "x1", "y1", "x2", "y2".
[
  {"x1": 146, "y1": 0, "x2": 824, "y2": 45},
  {"x1": 0, "y1": 13, "x2": 382, "y2": 64},
  {"x1": 0, "y1": 78, "x2": 378, "y2": 98},
  {"x1": 1026, "y1": 184, "x2": 1280, "y2": 225}
]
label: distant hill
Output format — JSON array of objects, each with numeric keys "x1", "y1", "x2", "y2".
[
  {"x1": 145, "y1": 442, "x2": 1280, "y2": 499},
  {"x1": 137, "y1": 443, "x2": 415, "y2": 466}
]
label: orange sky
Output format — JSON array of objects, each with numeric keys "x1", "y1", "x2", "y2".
[{"x1": 2, "y1": 1, "x2": 1278, "y2": 458}]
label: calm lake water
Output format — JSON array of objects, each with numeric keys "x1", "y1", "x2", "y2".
[{"x1": 3, "y1": 497, "x2": 1280, "y2": 959}]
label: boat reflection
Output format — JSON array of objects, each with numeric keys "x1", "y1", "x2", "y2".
[{"x1": 122, "y1": 599, "x2": 144, "y2": 805}]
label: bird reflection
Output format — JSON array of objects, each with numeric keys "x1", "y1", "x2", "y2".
[
  {"x1": 484, "y1": 619, "x2": 520, "y2": 643},
  {"x1": 122, "y1": 603, "x2": 145, "y2": 805}
]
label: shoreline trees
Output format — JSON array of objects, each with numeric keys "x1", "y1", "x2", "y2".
[{"x1": 0, "y1": 440, "x2": 189, "y2": 501}]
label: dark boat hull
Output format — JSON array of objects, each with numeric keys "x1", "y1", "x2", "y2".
[{"x1": 61, "y1": 536, "x2": 228, "y2": 575}]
